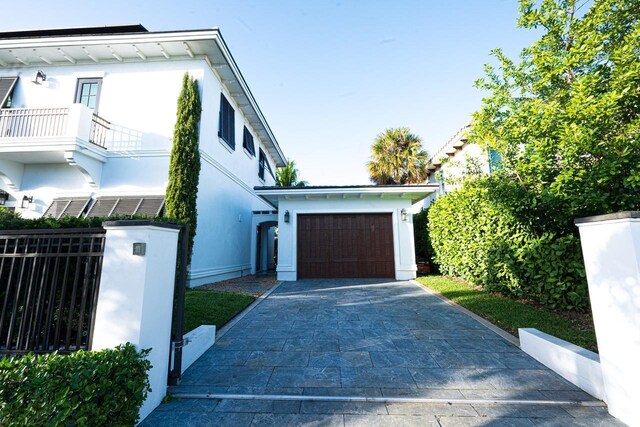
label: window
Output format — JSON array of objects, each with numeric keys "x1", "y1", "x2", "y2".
[
  {"x1": 218, "y1": 94, "x2": 235, "y2": 149},
  {"x1": 488, "y1": 148, "x2": 502, "y2": 174},
  {"x1": 43, "y1": 197, "x2": 91, "y2": 219},
  {"x1": 0, "y1": 76, "x2": 18, "y2": 108},
  {"x1": 258, "y1": 148, "x2": 274, "y2": 181},
  {"x1": 75, "y1": 78, "x2": 102, "y2": 110},
  {"x1": 242, "y1": 126, "x2": 255, "y2": 156},
  {"x1": 86, "y1": 196, "x2": 165, "y2": 217}
]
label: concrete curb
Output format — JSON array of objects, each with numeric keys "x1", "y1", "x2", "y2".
[
  {"x1": 409, "y1": 279, "x2": 520, "y2": 347},
  {"x1": 216, "y1": 280, "x2": 285, "y2": 340}
]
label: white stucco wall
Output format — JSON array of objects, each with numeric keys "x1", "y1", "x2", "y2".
[
  {"x1": 275, "y1": 198, "x2": 417, "y2": 281},
  {"x1": 0, "y1": 56, "x2": 279, "y2": 286}
]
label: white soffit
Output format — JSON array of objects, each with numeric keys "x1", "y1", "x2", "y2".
[
  {"x1": 0, "y1": 29, "x2": 286, "y2": 166},
  {"x1": 254, "y1": 185, "x2": 439, "y2": 208}
]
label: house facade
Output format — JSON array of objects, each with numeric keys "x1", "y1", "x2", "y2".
[
  {"x1": 0, "y1": 25, "x2": 285, "y2": 286},
  {"x1": 423, "y1": 123, "x2": 498, "y2": 207}
]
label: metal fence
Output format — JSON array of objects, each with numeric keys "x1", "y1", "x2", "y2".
[
  {"x1": 0, "y1": 107, "x2": 69, "y2": 138},
  {"x1": 0, "y1": 228, "x2": 106, "y2": 355}
]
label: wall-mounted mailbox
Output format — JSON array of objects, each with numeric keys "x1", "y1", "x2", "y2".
[{"x1": 132, "y1": 242, "x2": 146, "y2": 256}]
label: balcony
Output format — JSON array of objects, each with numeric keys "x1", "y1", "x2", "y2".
[{"x1": 0, "y1": 104, "x2": 109, "y2": 189}]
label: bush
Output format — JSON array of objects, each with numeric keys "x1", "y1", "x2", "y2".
[
  {"x1": 0, "y1": 343, "x2": 151, "y2": 426},
  {"x1": 428, "y1": 176, "x2": 588, "y2": 311},
  {"x1": 413, "y1": 208, "x2": 438, "y2": 272},
  {"x1": 0, "y1": 207, "x2": 186, "y2": 231}
]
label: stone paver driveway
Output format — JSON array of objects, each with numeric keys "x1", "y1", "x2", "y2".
[{"x1": 143, "y1": 279, "x2": 622, "y2": 426}]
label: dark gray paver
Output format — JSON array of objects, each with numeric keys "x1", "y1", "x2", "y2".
[{"x1": 154, "y1": 279, "x2": 619, "y2": 426}]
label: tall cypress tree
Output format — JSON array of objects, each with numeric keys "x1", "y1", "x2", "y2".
[{"x1": 165, "y1": 73, "x2": 202, "y2": 262}]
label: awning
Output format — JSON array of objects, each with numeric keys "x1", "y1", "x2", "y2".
[
  {"x1": 43, "y1": 197, "x2": 91, "y2": 219},
  {"x1": 86, "y1": 195, "x2": 164, "y2": 217},
  {"x1": 0, "y1": 76, "x2": 17, "y2": 107}
]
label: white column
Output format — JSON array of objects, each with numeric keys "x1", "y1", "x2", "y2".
[
  {"x1": 92, "y1": 221, "x2": 181, "y2": 422},
  {"x1": 576, "y1": 212, "x2": 640, "y2": 426}
]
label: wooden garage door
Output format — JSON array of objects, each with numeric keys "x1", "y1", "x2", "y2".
[{"x1": 297, "y1": 213, "x2": 395, "y2": 279}]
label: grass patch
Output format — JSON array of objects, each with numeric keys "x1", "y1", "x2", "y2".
[
  {"x1": 184, "y1": 290, "x2": 255, "y2": 333},
  {"x1": 416, "y1": 275, "x2": 597, "y2": 352}
]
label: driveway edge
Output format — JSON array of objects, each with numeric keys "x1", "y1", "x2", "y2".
[
  {"x1": 216, "y1": 280, "x2": 285, "y2": 340},
  {"x1": 409, "y1": 279, "x2": 520, "y2": 347}
]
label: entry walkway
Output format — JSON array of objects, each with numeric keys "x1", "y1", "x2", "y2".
[{"x1": 143, "y1": 279, "x2": 621, "y2": 426}]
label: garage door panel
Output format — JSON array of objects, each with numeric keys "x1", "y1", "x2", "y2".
[{"x1": 297, "y1": 213, "x2": 394, "y2": 279}]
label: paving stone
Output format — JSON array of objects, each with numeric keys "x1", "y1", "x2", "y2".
[
  {"x1": 341, "y1": 367, "x2": 417, "y2": 388},
  {"x1": 308, "y1": 351, "x2": 373, "y2": 367},
  {"x1": 486, "y1": 369, "x2": 578, "y2": 391},
  {"x1": 381, "y1": 388, "x2": 465, "y2": 399},
  {"x1": 339, "y1": 337, "x2": 398, "y2": 352},
  {"x1": 344, "y1": 414, "x2": 440, "y2": 426},
  {"x1": 301, "y1": 401, "x2": 388, "y2": 414},
  {"x1": 438, "y1": 416, "x2": 536, "y2": 426},
  {"x1": 213, "y1": 399, "x2": 301, "y2": 413},
  {"x1": 283, "y1": 338, "x2": 340, "y2": 352},
  {"x1": 314, "y1": 328, "x2": 365, "y2": 340},
  {"x1": 369, "y1": 351, "x2": 438, "y2": 368},
  {"x1": 140, "y1": 411, "x2": 254, "y2": 427},
  {"x1": 446, "y1": 339, "x2": 520, "y2": 353},
  {"x1": 435, "y1": 352, "x2": 507, "y2": 369},
  {"x1": 251, "y1": 413, "x2": 345, "y2": 427},
  {"x1": 472, "y1": 404, "x2": 573, "y2": 418},
  {"x1": 268, "y1": 367, "x2": 341, "y2": 388},
  {"x1": 459, "y1": 389, "x2": 547, "y2": 400},
  {"x1": 225, "y1": 386, "x2": 304, "y2": 395},
  {"x1": 214, "y1": 338, "x2": 287, "y2": 352},
  {"x1": 531, "y1": 418, "x2": 625, "y2": 426},
  {"x1": 409, "y1": 368, "x2": 495, "y2": 390},
  {"x1": 492, "y1": 353, "x2": 547, "y2": 369},
  {"x1": 153, "y1": 398, "x2": 218, "y2": 413},
  {"x1": 192, "y1": 350, "x2": 252, "y2": 366},
  {"x1": 245, "y1": 351, "x2": 310, "y2": 367},
  {"x1": 180, "y1": 366, "x2": 274, "y2": 387},
  {"x1": 386, "y1": 402, "x2": 478, "y2": 416}
]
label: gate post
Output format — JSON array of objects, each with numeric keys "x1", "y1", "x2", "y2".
[
  {"x1": 91, "y1": 220, "x2": 181, "y2": 422},
  {"x1": 575, "y1": 212, "x2": 640, "y2": 426}
]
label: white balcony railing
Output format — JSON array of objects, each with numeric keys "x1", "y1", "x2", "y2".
[{"x1": 0, "y1": 105, "x2": 110, "y2": 148}]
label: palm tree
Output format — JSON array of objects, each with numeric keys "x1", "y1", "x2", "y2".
[
  {"x1": 276, "y1": 159, "x2": 308, "y2": 187},
  {"x1": 367, "y1": 127, "x2": 428, "y2": 184}
]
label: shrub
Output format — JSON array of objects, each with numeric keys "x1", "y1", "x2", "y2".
[
  {"x1": 0, "y1": 207, "x2": 186, "y2": 231},
  {"x1": 0, "y1": 343, "x2": 151, "y2": 426},
  {"x1": 428, "y1": 176, "x2": 588, "y2": 311}
]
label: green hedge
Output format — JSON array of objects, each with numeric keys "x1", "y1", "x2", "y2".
[
  {"x1": 0, "y1": 343, "x2": 151, "y2": 426},
  {"x1": 428, "y1": 176, "x2": 588, "y2": 311},
  {"x1": 0, "y1": 207, "x2": 186, "y2": 230},
  {"x1": 413, "y1": 207, "x2": 438, "y2": 272}
]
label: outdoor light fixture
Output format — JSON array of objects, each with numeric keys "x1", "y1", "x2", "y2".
[
  {"x1": 0, "y1": 190, "x2": 9, "y2": 206},
  {"x1": 284, "y1": 210, "x2": 290, "y2": 223},
  {"x1": 21, "y1": 195, "x2": 33, "y2": 209},
  {"x1": 31, "y1": 70, "x2": 46, "y2": 85},
  {"x1": 401, "y1": 208, "x2": 408, "y2": 222}
]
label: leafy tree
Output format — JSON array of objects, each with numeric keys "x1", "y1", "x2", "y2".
[
  {"x1": 165, "y1": 73, "x2": 202, "y2": 261},
  {"x1": 472, "y1": 0, "x2": 640, "y2": 219},
  {"x1": 276, "y1": 159, "x2": 308, "y2": 187},
  {"x1": 367, "y1": 127, "x2": 429, "y2": 184}
]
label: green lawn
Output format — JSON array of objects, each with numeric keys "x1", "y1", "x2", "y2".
[
  {"x1": 183, "y1": 290, "x2": 255, "y2": 333},
  {"x1": 416, "y1": 275, "x2": 598, "y2": 352}
]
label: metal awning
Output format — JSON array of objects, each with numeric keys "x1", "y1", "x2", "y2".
[{"x1": 0, "y1": 76, "x2": 17, "y2": 107}]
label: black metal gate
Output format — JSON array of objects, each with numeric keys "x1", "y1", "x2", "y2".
[
  {"x1": 0, "y1": 228, "x2": 106, "y2": 355},
  {"x1": 168, "y1": 224, "x2": 189, "y2": 385}
]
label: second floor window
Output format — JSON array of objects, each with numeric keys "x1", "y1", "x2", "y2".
[
  {"x1": 75, "y1": 78, "x2": 102, "y2": 110},
  {"x1": 242, "y1": 126, "x2": 255, "y2": 156},
  {"x1": 218, "y1": 94, "x2": 235, "y2": 149},
  {"x1": 258, "y1": 148, "x2": 273, "y2": 181}
]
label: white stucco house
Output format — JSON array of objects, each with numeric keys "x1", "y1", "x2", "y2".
[
  {"x1": 423, "y1": 123, "x2": 500, "y2": 207},
  {"x1": 0, "y1": 25, "x2": 285, "y2": 286}
]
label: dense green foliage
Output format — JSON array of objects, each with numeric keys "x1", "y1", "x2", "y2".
[
  {"x1": 184, "y1": 290, "x2": 255, "y2": 333},
  {"x1": 473, "y1": 0, "x2": 640, "y2": 217},
  {"x1": 0, "y1": 207, "x2": 185, "y2": 230},
  {"x1": 0, "y1": 344, "x2": 151, "y2": 426},
  {"x1": 417, "y1": 276, "x2": 597, "y2": 351},
  {"x1": 413, "y1": 208, "x2": 437, "y2": 269},
  {"x1": 429, "y1": 177, "x2": 587, "y2": 310},
  {"x1": 165, "y1": 73, "x2": 202, "y2": 263},
  {"x1": 276, "y1": 159, "x2": 308, "y2": 187},
  {"x1": 428, "y1": 0, "x2": 639, "y2": 311},
  {"x1": 367, "y1": 127, "x2": 428, "y2": 184}
]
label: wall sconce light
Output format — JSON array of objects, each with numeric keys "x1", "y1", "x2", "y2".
[
  {"x1": 0, "y1": 190, "x2": 9, "y2": 206},
  {"x1": 21, "y1": 195, "x2": 33, "y2": 209},
  {"x1": 31, "y1": 70, "x2": 47, "y2": 85},
  {"x1": 284, "y1": 210, "x2": 290, "y2": 223},
  {"x1": 401, "y1": 208, "x2": 408, "y2": 222}
]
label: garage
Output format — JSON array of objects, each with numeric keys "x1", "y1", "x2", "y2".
[
  {"x1": 297, "y1": 213, "x2": 395, "y2": 279},
  {"x1": 254, "y1": 185, "x2": 437, "y2": 281}
]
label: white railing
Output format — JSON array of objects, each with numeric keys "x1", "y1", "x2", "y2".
[
  {"x1": 0, "y1": 107, "x2": 69, "y2": 138},
  {"x1": 0, "y1": 106, "x2": 110, "y2": 149}
]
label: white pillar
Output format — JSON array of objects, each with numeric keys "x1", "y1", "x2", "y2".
[
  {"x1": 576, "y1": 212, "x2": 640, "y2": 426},
  {"x1": 92, "y1": 221, "x2": 181, "y2": 422}
]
